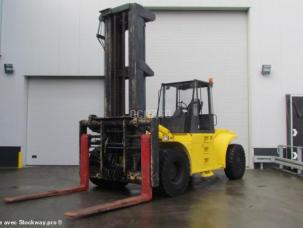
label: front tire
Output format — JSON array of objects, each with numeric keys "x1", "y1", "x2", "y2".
[
  {"x1": 89, "y1": 149, "x2": 127, "y2": 188},
  {"x1": 224, "y1": 144, "x2": 246, "y2": 180},
  {"x1": 159, "y1": 148, "x2": 190, "y2": 197}
]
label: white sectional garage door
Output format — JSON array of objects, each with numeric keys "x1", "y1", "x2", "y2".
[
  {"x1": 27, "y1": 77, "x2": 103, "y2": 165},
  {"x1": 146, "y1": 11, "x2": 249, "y2": 166}
]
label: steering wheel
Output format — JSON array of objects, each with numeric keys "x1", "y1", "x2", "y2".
[{"x1": 177, "y1": 101, "x2": 188, "y2": 110}]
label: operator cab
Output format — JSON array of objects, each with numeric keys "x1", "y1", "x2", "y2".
[{"x1": 157, "y1": 79, "x2": 215, "y2": 133}]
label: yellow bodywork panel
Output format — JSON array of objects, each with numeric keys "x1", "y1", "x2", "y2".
[{"x1": 159, "y1": 125, "x2": 236, "y2": 175}]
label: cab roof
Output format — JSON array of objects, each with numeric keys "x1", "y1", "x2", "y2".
[{"x1": 162, "y1": 79, "x2": 210, "y2": 90}]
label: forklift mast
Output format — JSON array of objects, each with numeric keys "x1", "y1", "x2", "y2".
[
  {"x1": 74, "y1": 4, "x2": 159, "y2": 187},
  {"x1": 97, "y1": 4, "x2": 155, "y2": 117}
]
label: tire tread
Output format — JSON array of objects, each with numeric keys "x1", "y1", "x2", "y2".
[{"x1": 224, "y1": 144, "x2": 246, "y2": 180}]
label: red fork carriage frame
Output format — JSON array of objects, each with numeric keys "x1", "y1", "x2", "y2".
[{"x1": 4, "y1": 134, "x2": 152, "y2": 218}]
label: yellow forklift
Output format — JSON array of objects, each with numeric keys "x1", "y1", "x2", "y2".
[{"x1": 4, "y1": 3, "x2": 245, "y2": 217}]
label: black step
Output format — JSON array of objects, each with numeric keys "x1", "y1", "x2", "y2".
[
  {"x1": 125, "y1": 134, "x2": 141, "y2": 138},
  {"x1": 106, "y1": 130, "x2": 123, "y2": 133},
  {"x1": 125, "y1": 146, "x2": 140, "y2": 150},
  {"x1": 107, "y1": 143, "x2": 123, "y2": 146},
  {"x1": 106, "y1": 147, "x2": 123, "y2": 150}
]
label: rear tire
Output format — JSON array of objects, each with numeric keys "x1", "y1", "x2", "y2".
[
  {"x1": 159, "y1": 148, "x2": 190, "y2": 197},
  {"x1": 224, "y1": 144, "x2": 246, "y2": 180}
]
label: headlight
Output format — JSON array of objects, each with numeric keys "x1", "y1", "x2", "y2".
[{"x1": 163, "y1": 135, "x2": 170, "y2": 141}]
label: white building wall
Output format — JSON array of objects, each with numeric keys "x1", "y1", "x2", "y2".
[{"x1": 1, "y1": 0, "x2": 303, "y2": 167}]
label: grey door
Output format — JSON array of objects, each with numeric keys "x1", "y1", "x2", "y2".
[{"x1": 26, "y1": 77, "x2": 103, "y2": 165}]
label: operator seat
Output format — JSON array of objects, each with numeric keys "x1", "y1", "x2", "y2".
[
  {"x1": 187, "y1": 98, "x2": 203, "y2": 116},
  {"x1": 172, "y1": 108, "x2": 184, "y2": 117},
  {"x1": 185, "y1": 98, "x2": 203, "y2": 132}
]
